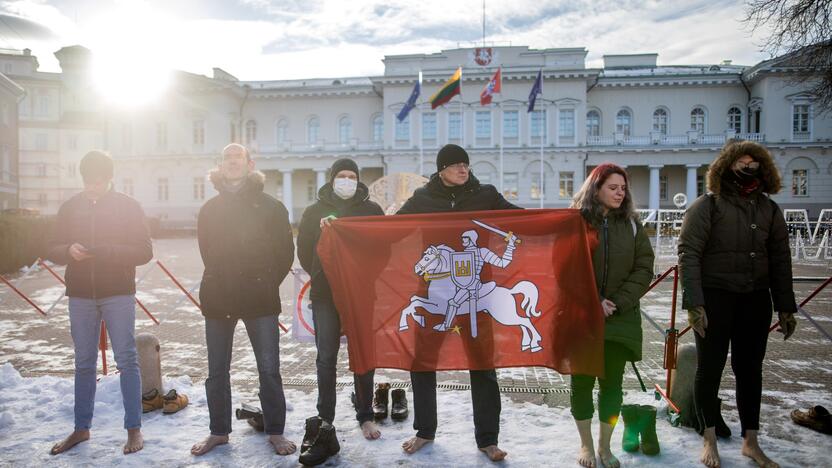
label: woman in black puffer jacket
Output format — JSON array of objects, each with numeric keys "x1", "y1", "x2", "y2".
[{"x1": 678, "y1": 140, "x2": 796, "y2": 468}]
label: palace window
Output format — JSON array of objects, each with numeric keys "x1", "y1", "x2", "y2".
[{"x1": 615, "y1": 110, "x2": 631, "y2": 136}]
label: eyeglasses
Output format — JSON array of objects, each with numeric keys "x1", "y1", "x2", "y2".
[
  {"x1": 733, "y1": 161, "x2": 760, "y2": 170},
  {"x1": 445, "y1": 162, "x2": 469, "y2": 170}
]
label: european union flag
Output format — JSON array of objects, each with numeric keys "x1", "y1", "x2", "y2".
[
  {"x1": 397, "y1": 80, "x2": 421, "y2": 122},
  {"x1": 527, "y1": 70, "x2": 542, "y2": 113}
]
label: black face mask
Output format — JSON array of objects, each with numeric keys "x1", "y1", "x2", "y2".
[{"x1": 729, "y1": 167, "x2": 759, "y2": 184}]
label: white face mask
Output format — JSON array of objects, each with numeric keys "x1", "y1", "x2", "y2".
[{"x1": 333, "y1": 177, "x2": 358, "y2": 199}]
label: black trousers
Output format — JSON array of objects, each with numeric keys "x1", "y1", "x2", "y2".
[
  {"x1": 694, "y1": 287, "x2": 772, "y2": 437},
  {"x1": 411, "y1": 369, "x2": 500, "y2": 448},
  {"x1": 312, "y1": 299, "x2": 374, "y2": 424}
]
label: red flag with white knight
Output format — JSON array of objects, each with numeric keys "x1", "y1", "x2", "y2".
[
  {"x1": 317, "y1": 209, "x2": 605, "y2": 376},
  {"x1": 480, "y1": 67, "x2": 502, "y2": 106}
]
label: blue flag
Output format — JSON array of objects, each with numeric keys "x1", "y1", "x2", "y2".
[
  {"x1": 397, "y1": 80, "x2": 421, "y2": 122},
  {"x1": 527, "y1": 69, "x2": 542, "y2": 113}
]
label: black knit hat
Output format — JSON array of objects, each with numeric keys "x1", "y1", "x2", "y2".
[
  {"x1": 80, "y1": 150, "x2": 114, "y2": 183},
  {"x1": 329, "y1": 158, "x2": 359, "y2": 183},
  {"x1": 436, "y1": 144, "x2": 469, "y2": 172}
]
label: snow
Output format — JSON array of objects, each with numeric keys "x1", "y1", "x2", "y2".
[{"x1": 0, "y1": 363, "x2": 828, "y2": 467}]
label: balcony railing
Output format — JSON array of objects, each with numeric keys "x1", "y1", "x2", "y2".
[
  {"x1": 257, "y1": 139, "x2": 384, "y2": 153},
  {"x1": 586, "y1": 131, "x2": 766, "y2": 147}
]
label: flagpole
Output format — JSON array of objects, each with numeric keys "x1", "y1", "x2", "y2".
[
  {"x1": 418, "y1": 71, "x2": 423, "y2": 176},
  {"x1": 540, "y1": 113, "x2": 544, "y2": 209},
  {"x1": 498, "y1": 70, "x2": 504, "y2": 195},
  {"x1": 539, "y1": 72, "x2": 544, "y2": 209}
]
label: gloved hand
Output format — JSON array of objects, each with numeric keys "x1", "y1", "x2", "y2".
[
  {"x1": 777, "y1": 311, "x2": 797, "y2": 340},
  {"x1": 319, "y1": 215, "x2": 337, "y2": 229},
  {"x1": 687, "y1": 305, "x2": 708, "y2": 338}
]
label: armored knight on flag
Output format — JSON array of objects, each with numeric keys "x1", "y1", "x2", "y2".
[{"x1": 480, "y1": 67, "x2": 501, "y2": 106}]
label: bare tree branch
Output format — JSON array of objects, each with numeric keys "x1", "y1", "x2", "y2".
[{"x1": 744, "y1": 0, "x2": 832, "y2": 114}]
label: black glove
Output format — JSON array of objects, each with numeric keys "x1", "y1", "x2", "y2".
[{"x1": 777, "y1": 311, "x2": 797, "y2": 340}]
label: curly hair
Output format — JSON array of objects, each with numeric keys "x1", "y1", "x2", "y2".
[
  {"x1": 571, "y1": 163, "x2": 639, "y2": 221},
  {"x1": 707, "y1": 140, "x2": 782, "y2": 195}
]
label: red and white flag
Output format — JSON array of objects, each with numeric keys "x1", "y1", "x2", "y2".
[
  {"x1": 317, "y1": 209, "x2": 605, "y2": 376},
  {"x1": 480, "y1": 67, "x2": 502, "y2": 106}
]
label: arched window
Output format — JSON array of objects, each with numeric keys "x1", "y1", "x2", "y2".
[
  {"x1": 652, "y1": 108, "x2": 668, "y2": 135},
  {"x1": 372, "y1": 115, "x2": 383, "y2": 142},
  {"x1": 615, "y1": 109, "x2": 632, "y2": 136},
  {"x1": 727, "y1": 107, "x2": 742, "y2": 133},
  {"x1": 690, "y1": 107, "x2": 706, "y2": 132},
  {"x1": 245, "y1": 120, "x2": 257, "y2": 145},
  {"x1": 276, "y1": 119, "x2": 288, "y2": 145},
  {"x1": 338, "y1": 116, "x2": 352, "y2": 144},
  {"x1": 307, "y1": 117, "x2": 320, "y2": 144},
  {"x1": 586, "y1": 110, "x2": 600, "y2": 137}
]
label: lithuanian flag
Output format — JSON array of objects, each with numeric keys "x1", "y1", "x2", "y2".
[{"x1": 429, "y1": 67, "x2": 461, "y2": 109}]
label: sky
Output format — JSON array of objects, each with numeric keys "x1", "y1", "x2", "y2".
[{"x1": 0, "y1": 0, "x2": 774, "y2": 81}]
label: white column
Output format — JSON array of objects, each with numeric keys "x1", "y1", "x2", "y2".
[
  {"x1": 649, "y1": 165, "x2": 662, "y2": 211},
  {"x1": 686, "y1": 164, "x2": 699, "y2": 207},
  {"x1": 316, "y1": 169, "x2": 327, "y2": 189},
  {"x1": 282, "y1": 170, "x2": 294, "y2": 222}
]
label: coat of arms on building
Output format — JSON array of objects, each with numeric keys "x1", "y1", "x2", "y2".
[{"x1": 471, "y1": 47, "x2": 495, "y2": 66}]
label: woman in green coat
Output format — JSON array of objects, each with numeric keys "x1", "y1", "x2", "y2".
[{"x1": 569, "y1": 163, "x2": 656, "y2": 468}]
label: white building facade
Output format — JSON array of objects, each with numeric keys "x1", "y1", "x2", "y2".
[{"x1": 1, "y1": 45, "x2": 829, "y2": 225}]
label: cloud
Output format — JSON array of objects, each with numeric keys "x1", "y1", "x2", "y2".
[{"x1": 0, "y1": 0, "x2": 771, "y2": 80}]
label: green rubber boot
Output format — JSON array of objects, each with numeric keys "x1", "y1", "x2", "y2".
[
  {"x1": 639, "y1": 405, "x2": 661, "y2": 456},
  {"x1": 620, "y1": 404, "x2": 641, "y2": 452}
]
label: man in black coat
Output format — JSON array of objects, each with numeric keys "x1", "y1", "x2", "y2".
[
  {"x1": 46, "y1": 150, "x2": 153, "y2": 456},
  {"x1": 296, "y1": 158, "x2": 385, "y2": 465},
  {"x1": 191, "y1": 143, "x2": 296, "y2": 457},
  {"x1": 398, "y1": 144, "x2": 519, "y2": 462}
]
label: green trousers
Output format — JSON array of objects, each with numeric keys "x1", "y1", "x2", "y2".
[{"x1": 570, "y1": 340, "x2": 631, "y2": 424}]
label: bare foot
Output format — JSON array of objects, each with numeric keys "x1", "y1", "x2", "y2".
[
  {"x1": 479, "y1": 445, "x2": 507, "y2": 462},
  {"x1": 577, "y1": 444, "x2": 596, "y2": 467},
  {"x1": 50, "y1": 429, "x2": 90, "y2": 455},
  {"x1": 401, "y1": 436, "x2": 433, "y2": 454},
  {"x1": 268, "y1": 434, "x2": 297, "y2": 455},
  {"x1": 190, "y1": 434, "x2": 229, "y2": 456},
  {"x1": 597, "y1": 447, "x2": 620, "y2": 468},
  {"x1": 701, "y1": 438, "x2": 720, "y2": 467},
  {"x1": 124, "y1": 428, "x2": 144, "y2": 454},
  {"x1": 361, "y1": 421, "x2": 381, "y2": 440},
  {"x1": 742, "y1": 442, "x2": 779, "y2": 468}
]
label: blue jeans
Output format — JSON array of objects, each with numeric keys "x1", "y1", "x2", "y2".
[
  {"x1": 311, "y1": 299, "x2": 374, "y2": 424},
  {"x1": 68, "y1": 295, "x2": 141, "y2": 431},
  {"x1": 204, "y1": 314, "x2": 287, "y2": 435}
]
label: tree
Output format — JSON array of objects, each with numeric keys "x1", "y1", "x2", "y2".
[{"x1": 744, "y1": 0, "x2": 832, "y2": 114}]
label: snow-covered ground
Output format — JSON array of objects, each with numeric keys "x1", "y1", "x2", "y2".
[{"x1": 0, "y1": 363, "x2": 828, "y2": 467}]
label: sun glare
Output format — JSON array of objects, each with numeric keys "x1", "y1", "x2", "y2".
[{"x1": 87, "y1": 2, "x2": 174, "y2": 108}]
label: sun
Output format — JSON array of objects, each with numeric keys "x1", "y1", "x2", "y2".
[{"x1": 86, "y1": 1, "x2": 174, "y2": 108}]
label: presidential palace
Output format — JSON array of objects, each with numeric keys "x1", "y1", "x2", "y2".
[{"x1": 0, "y1": 44, "x2": 830, "y2": 226}]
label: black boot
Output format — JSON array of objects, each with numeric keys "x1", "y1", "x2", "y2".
[
  {"x1": 235, "y1": 403, "x2": 264, "y2": 432},
  {"x1": 373, "y1": 383, "x2": 390, "y2": 420},
  {"x1": 301, "y1": 416, "x2": 322, "y2": 454},
  {"x1": 299, "y1": 423, "x2": 340, "y2": 466},
  {"x1": 390, "y1": 388, "x2": 409, "y2": 421}
]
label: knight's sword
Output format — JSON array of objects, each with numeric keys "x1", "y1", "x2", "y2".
[{"x1": 471, "y1": 219, "x2": 522, "y2": 244}]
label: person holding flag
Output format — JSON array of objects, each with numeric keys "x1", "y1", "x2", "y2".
[
  {"x1": 397, "y1": 143, "x2": 519, "y2": 462},
  {"x1": 296, "y1": 158, "x2": 385, "y2": 466},
  {"x1": 569, "y1": 164, "x2": 656, "y2": 468}
]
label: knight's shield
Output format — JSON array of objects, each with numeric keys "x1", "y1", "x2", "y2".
[{"x1": 450, "y1": 251, "x2": 476, "y2": 289}]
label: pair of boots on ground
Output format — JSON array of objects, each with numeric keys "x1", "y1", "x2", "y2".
[
  {"x1": 142, "y1": 388, "x2": 188, "y2": 414},
  {"x1": 369, "y1": 383, "x2": 408, "y2": 421},
  {"x1": 620, "y1": 404, "x2": 660, "y2": 455}
]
